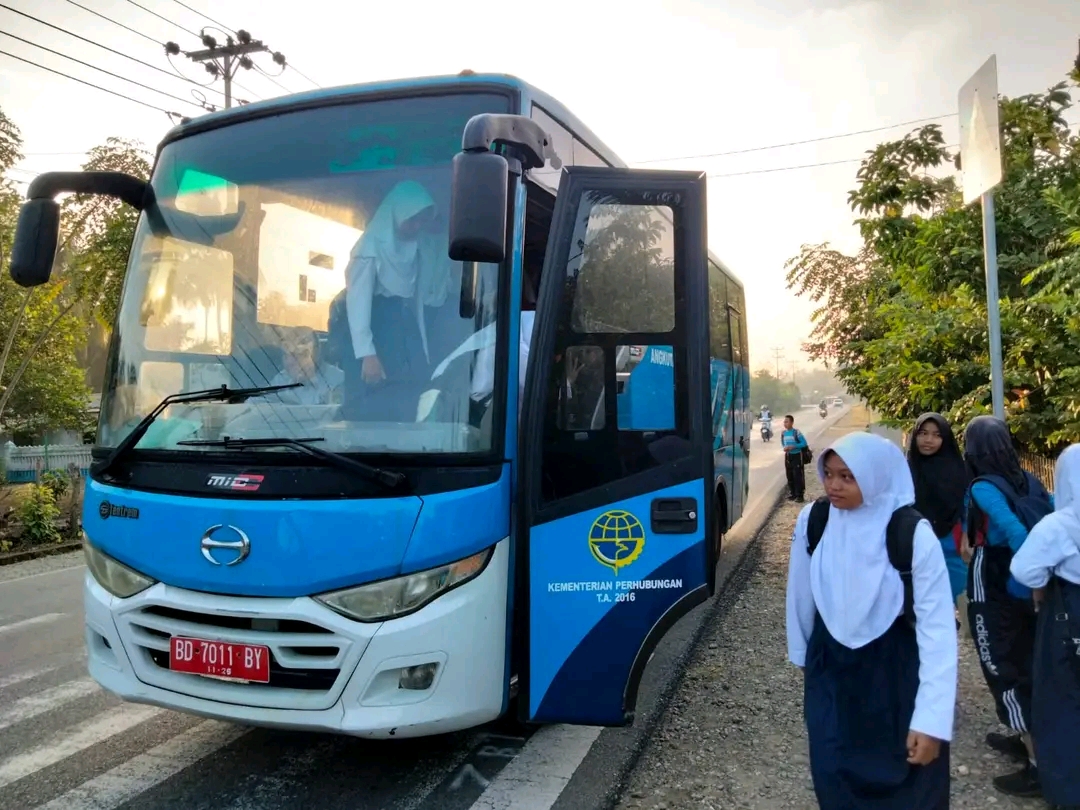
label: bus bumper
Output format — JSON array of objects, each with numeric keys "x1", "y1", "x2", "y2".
[{"x1": 83, "y1": 540, "x2": 509, "y2": 739}]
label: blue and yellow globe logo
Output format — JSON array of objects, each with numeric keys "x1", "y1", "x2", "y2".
[{"x1": 589, "y1": 510, "x2": 645, "y2": 575}]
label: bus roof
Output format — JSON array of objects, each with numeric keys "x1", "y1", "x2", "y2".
[{"x1": 160, "y1": 71, "x2": 741, "y2": 288}]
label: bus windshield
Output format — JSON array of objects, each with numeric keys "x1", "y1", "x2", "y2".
[{"x1": 98, "y1": 92, "x2": 509, "y2": 458}]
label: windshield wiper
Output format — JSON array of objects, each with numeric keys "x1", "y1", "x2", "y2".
[
  {"x1": 92, "y1": 383, "x2": 303, "y2": 480},
  {"x1": 176, "y1": 436, "x2": 407, "y2": 490}
]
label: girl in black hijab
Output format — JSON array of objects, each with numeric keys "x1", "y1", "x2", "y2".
[
  {"x1": 908, "y1": 413, "x2": 970, "y2": 601},
  {"x1": 963, "y1": 415, "x2": 1054, "y2": 799}
]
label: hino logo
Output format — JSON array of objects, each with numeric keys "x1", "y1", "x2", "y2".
[
  {"x1": 206, "y1": 473, "x2": 264, "y2": 492},
  {"x1": 200, "y1": 524, "x2": 251, "y2": 566}
]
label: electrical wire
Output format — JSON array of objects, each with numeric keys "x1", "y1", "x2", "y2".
[
  {"x1": 166, "y1": 0, "x2": 235, "y2": 35},
  {"x1": 121, "y1": 0, "x2": 198, "y2": 38},
  {"x1": 0, "y1": 48, "x2": 178, "y2": 116},
  {"x1": 635, "y1": 113, "x2": 960, "y2": 165},
  {"x1": 252, "y1": 63, "x2": 291, "y2": 93},
  {"x1": 706, "y1": 143, "x2": 963, "y2": 179},
  {"x1": 0, "y1": 3, "x2": 207, "y2": 88},
  {"x1": 288, "y1": 64, "x2": 320, "y2": 88},
  {"x1": 60, "y1": 0, "x2": 158, "y2": 46},
  {"x1": 0, "y1": 30, "x2": 211, "y2": 109}
]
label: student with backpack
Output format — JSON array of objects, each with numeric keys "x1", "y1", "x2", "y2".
[
  {"x1": 962, "y1": 415, "x2": 1054, "y2": 798},
  {"x1": 786, "y1": 432, "x2": 957, "y2": 809},
  {"x1": 907, "y1": 413, "x2": 971, "y2": 603},
  {"x1": 1010, "y1": 444, "x2": 1080, "y2": 810},
  {"x1": 781, "y1": 414, "x2": 811, "y2": 503}
]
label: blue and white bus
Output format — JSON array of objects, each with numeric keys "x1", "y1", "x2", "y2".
[{"x1": 10, "y1": 73, "x2": 750, "y2": 738}]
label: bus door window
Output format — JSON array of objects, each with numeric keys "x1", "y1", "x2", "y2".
[{"x1": 539, "y1": 198, "x2": 684, "y2": 504}]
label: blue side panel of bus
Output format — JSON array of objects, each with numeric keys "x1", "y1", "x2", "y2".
[{"x1": 528, "y1": 479, "x2": 707, "y2": 724}]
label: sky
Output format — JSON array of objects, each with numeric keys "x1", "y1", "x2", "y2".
[{"x1": 1, "y1": 0, "x2": 1078, "y2": 375}]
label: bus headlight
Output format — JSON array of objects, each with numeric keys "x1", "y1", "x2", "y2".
[
  {"x1": 313, "y1": 547, "x2": 493, "y2": 622},
  {"x1": 83, "y1": 536, "x2": 157, "y2": 598}
]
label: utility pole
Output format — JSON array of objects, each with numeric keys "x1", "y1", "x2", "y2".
[
  {"x1": 167, "y1": 30, "x2": 286, "y2": 109},
  {"x1": 770, "y1": 346, "x2": 785, "y2": 380}
]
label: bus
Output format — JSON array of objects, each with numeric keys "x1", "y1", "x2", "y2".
[{"x1": 10, "y1": 73, "x2": 750, "y2": 738}]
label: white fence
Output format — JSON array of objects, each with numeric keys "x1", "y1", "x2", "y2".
[{"x1": 2, "y1": 443, "x2": 93, "y2": 483}]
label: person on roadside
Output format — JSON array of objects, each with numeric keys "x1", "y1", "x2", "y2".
[
  {"x1": 908, "y1": 413, "x2": 970, "y2": 603},
  {"x1": 781, "y1": 414, "x2": 809, "y2": 502},
  {"x1": 786, "y1": 432, "x2": 956, "y2": 809},
  {"x1": 1009, "y1": 444, "x2": 1080, "y2": 810},
  {"x1": 963, "y1": 415, "x2": 1053, "y2": 799}
]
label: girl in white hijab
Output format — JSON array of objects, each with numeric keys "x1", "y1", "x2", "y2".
[
  {"x1": 1010, "y1": 444, "x2": 1080, "y2": 809},
  {"x1": 786, "y1": 431, "x2": 957, "y2": 809},
  {"x1": 341, "y1": 181, "x2": 458, "y2": 420}
]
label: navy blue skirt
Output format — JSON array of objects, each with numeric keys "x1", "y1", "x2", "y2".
[
  {"x1": 1032, "y1": 576, "x2": 1080, "y2": 807},
  {"x1": 804, "y1": 613, "x2": 950, "y2": 809}
]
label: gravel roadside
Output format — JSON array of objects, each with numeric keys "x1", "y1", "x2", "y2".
[{"x1": 614, "y1": 437, "x2": 1045, "y2": 810}]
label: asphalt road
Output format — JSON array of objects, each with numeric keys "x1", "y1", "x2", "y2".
[{"x1": 0, "y1": 406, "x2": 848, "y2": 810}]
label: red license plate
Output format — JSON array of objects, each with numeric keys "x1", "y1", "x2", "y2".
[{"x1": 169, "y1": 636, "x2": 271, "y2": 683}]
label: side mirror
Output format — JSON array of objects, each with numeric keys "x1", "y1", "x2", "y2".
[
  {"x1": 10, "y1": 199, "x2": 61, "y2": 288},
  {"x1": 448, "y1": 150, "x2": 508, "y2": 264}
]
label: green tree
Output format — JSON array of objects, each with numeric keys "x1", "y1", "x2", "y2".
[
  {"x1": 786, "y1": 56, "x2": 1080, "y2": 453},
  {"x1": 750, "y1": 370, "x2": 802, "y2": 416},
  {"x1": 0, "y1": 114, "x2": 150, "y2": 435}
]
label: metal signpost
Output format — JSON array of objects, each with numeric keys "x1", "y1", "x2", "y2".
[{"x1": 959, "y1": 55, "x2": 1005, "y2": 420}]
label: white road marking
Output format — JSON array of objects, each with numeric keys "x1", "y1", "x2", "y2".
[
  {"x1": 0, "y1": 612, "x2": 68, "y2": 636},
  {"x1": 0, "y1": 664, "x2": 58, "y2": 691},
  {"x1": 0, "y1": 563, "x2": 84, "y2": 586},
  {"x1": 0, "y1": 703, "x2": 161, "y2": 788},
  {"x1": 38, "y1": 720, "x2": 248, "y2": 810},
  {"x1": 468, "y1": 725, "x2": 601, "y2": 810},
  {"x1": 0, "y1": 677, "x2": 100, "y2": 731}
]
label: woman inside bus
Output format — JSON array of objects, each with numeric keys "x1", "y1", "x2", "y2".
[
  {"x1": 338, "y1": 180, "x2": 460, "y2": 421},
  {"x1": 269, "y1": 326, "x2": 343, "y2": 406},
  {"x1": 908, "y1": 413, "x2": 970, "y2": 604},
  {"x1": 787, "y1": 432, "x2": 956, "y2": 809},
  {"x1": 1010, "y1": 443, "x2": 1080, "y2": 810}
]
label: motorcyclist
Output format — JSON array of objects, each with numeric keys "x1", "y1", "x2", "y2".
[
  {"x1": 818, "y1": 398, "x2": 828, "y2": 417},
  {"x1": 760, "y1": 405, "x2": 773, "y2": 440}
]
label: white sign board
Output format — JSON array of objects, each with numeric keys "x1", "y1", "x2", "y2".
[{"x1": 959, "y1": 55, "x2": 1003, "y2": 205}]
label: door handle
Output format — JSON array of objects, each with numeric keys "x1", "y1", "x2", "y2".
[{"x1": 650, "y1": 497, "x2": 699, "y2": 535}]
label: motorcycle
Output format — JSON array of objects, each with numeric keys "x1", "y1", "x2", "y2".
[
  {"x1": 819, "y1": 406, "x2": 828, "y2": 419},
  {"x1": 760, "y1": 419, "x2": 773, "y2": 442}
]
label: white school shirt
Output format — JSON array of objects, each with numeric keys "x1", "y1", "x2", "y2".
[
  {"x1": 1010, "y1": 512, "x2": 1080, "y2": 588},
  {"x1": 785, "y1": 504, "x2": 959, "y2": 742}
]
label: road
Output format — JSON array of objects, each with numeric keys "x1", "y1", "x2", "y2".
[{"x1": 0, "y1": 406, "x2": 848, "y2": 810}]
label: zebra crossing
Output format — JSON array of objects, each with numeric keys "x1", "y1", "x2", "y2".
[{"x1": 0, "y1": 599, "x2": 527, "y2": 810}]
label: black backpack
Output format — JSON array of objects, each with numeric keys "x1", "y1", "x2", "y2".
[
  {"x1": 966, "y1": 472, "x2": 1053, "y2": 547},
  {"x1": 806, "y1": 497, "x2": 924, "y2": 627}
]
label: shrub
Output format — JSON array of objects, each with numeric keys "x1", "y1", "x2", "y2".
[
  {"x1": 40, "y1": 470, "x2": 72, "y2": 500},
  {"x1": 17, "y1": 484, "x2": 62, "y2": 546}
]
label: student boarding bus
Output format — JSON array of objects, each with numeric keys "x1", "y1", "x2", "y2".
[{"x1": 10, "y1": 73, "x2": 750, "y2": 737}]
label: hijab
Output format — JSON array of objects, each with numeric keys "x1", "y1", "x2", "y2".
[
  {"x1": 348, "y1": 180, "x2": 456, "y2": 308},
  {"x1": 964, "y1": 415, "x2": 1028, "y2": 493},
  {"x1": 907, "y1": 413, "x2": 970, "y2": 537},
  {"x1": 810, "y1": 432, "x2": 917, "y2": 649}
]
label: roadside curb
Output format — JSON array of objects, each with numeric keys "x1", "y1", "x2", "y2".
[{"x1": 0, "y1": 540, "x2": 82, "y2": 566}]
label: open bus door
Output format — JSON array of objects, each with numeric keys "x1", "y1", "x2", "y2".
[{"x1": 517, "y1": 167, "x2": 714, "y2": 726}]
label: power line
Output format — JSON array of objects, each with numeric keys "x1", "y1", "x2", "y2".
[
  {"x1": 0, "y1": 48, "x2": 178, "y2": 116},
  {"x1": 60, "y1": 0, "x2": 159, "y2": 47},
  {"x1": 707, "y1": 156, "x2": 864, "y2": 178},
  {"x1": 166, "y1": 0, "x2": 235, "y2": 35},
  {"x1": 635, "y1": 113, "x2": 959, "y2": 165},
  {"x1": 0, "y1": 3, "x2": 209, "y2": 89},
  {"x1": 122, "y1": 0, "x2": 198, "y2": 38},
  {"x1": 0, "y1": 30, "x2": 211, "y2": 110},
  {"x1": 288, "y1": 64, "x2": 320, "y2": 88}
]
